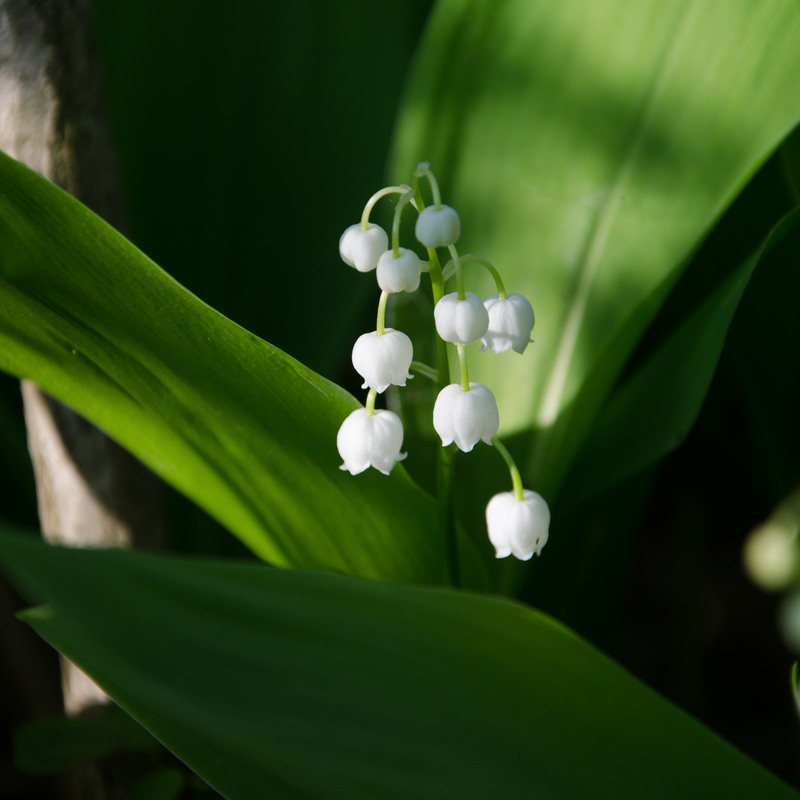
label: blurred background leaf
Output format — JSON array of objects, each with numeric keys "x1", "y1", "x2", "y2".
[
  {"x1": 570, "y1": 207, "x2": 800, "y2": 500},
  {"x1": 389, "y1": 0, "x2": 800, "y2": 498},
  {"x1": 13, "y1": 706, "x2": 157, "y2": 775},
  {"x1": 0, "y1": 529, "x2": 797, "y2": 800},
  {"x1": 90, "y1": 0, "x2": 433, "y2": 382}
]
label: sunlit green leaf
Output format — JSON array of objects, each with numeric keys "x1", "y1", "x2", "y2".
[
  {"x1": 0, "y1": 152, "x2": 476, "y2": 586},
  {"x1": 390, "y1": 0, "x2": 800, "y2": 495}
]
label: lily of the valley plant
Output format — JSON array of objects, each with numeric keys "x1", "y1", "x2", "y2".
[{"x1": 337, "y1": 164, "x2": 548, "y2": 561}]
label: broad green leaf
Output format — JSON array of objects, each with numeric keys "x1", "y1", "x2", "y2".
[
  {"x1": 0, "y1": 152, "x2": 466, "y2": 586},
  {"x1": 0, "y1": 531, "x2": 795, "y2": 800},
  {"x1": 390, "y1": 0, "x2": 800, "y2": 491},
  {"x1": 570, "y1": 207, "x2": 800, "y2": 498}
]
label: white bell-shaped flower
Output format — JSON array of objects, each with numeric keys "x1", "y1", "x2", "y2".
[
  {"x1": 481, "y1": 294, "x2": 535, "y2": 354},
  {"x1": 415, "y1": 204, "x2": 461, "y2": 248},
  {"x1": 339, "y1": 223, "x2": 388, "y2": 273},
  {"x1": 486, "y1": 489, "x2": 550, "y2": 560},
  {"x1": 434, "y1": 292, "x2": 489, "y2": 345},
  {"x1": 433, "y1": 382, "x2": 499, "y2": 452},
  {"x1": 352, "y1": 329, "x2": 413, "y2": 393},
  {"x1": 337, "y1": 408, "x2": 406, "y2": 475},
  {"x1": 376, "y1": 248, "x2": 422, "y2": 293}
]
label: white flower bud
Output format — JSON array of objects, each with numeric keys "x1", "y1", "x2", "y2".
[
  {"x1": 486, "y1": 490, "x2": 550, "y2": 560},
  {"x1": 434, "y1": 292, "x2": 489, "y2": 345},
  {"x1": 352, "y1": 329, "x2": 413, "y2": 393},
  {"x1": 337, "y1": 408, "x2": 406, "y2": 475},
  {"x1": 432, "y1": 382, "x2": 499, "y2": 452},
  {"x1": 481, "y1": 294, "x2": 535, "y2": 354},
  {"x1": 415, "y1": 204, "x2": 461, "y2": 248},
  {"x1": 376, "y1": 248, "x2": 422, "y2": 293},
  {"x1": 339, "y1": 223, "x2": 388, "y2": 273}
]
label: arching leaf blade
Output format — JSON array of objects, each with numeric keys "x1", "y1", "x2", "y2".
[{"x1": 0, "y1": 152, "x2": 461, "y2": 585}]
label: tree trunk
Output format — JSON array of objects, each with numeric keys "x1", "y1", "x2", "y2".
[{"x1": 0, "y1": 1, "x2": 165, "y2": 796}]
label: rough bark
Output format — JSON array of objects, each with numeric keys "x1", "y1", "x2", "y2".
[{"x1": 0, "y1": 1, "x2": 165, "y2": 795}]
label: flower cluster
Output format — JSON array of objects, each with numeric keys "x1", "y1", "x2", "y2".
[{"x1": 336, "y1": 164, "x2": 549, "y2": 562}]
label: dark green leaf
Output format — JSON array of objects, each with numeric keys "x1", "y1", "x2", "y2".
[
  {"x1": 571, "y1": 208, "x2": 800, "y2": 497},
  {"x1": 0, "y1": 531, "x2": 794, "y2": 800}
]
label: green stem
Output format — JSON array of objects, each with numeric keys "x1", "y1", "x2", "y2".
[
  {"x1": 456, "y1": 344, "x2": 470, "y2": 392},
  {"x1": 437, "y1": 442, "x2": 458, "y2": 585},
  {"x1": 413, "y1": 162, "x2": 443, "y2": 209},
  {"x1": 492, "y1": 437, "x2": 524, "y2": 501},
  {"x1": 376, "y1": 291, "x2": 389, "y2": 335},
  {"x1": 391, "y1": 189, "x2": 415, "y2": 257},
  {"x1": 448, "y1": 244, "x2": 465, "y2": 300},
  {"x1": 459, "y1": 254, "x2": 507, "y2": 298},
  {"x1": 427, "y1": 247, "x2": 452, "y2": 390},
  {"x1": 365, "y1": 389, "x2": 377, "y2": 416},
  {"x1": 410, "y1": 361, "x2": 439, "y2": 382},
  {"x1": 413, "y1": 178, "x2": 459, "y2": 587},
  {"x1": 361, "y1": 185, "x2": 411, "y2": 229}
]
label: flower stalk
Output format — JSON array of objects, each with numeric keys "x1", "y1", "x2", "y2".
[
  {"x1": 492, "y1": 436, "x2": 524, "y2": 502},
  {"x1": 376, "y1": 291, "x2": 389, "y2": 336},
  {"x1": 336, "y1": 163, "x2": 547, "y2": 575}
]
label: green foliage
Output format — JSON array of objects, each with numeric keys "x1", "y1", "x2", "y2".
[
  {"x1": 572, "y1": 208, "x2": 800, "y2": 499},
  {"x1": 89, "y1": 0, "x2": 433, "y2": 378},
  {"x1": 0, "y1": 150, "x2": 466, "y2": 586},
  {"x1": 1, "y1": 0, "x2": 799, "y2": 797},
  {"x1": 390, "y1": 0, "x2": 800, "y2": 499}
]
